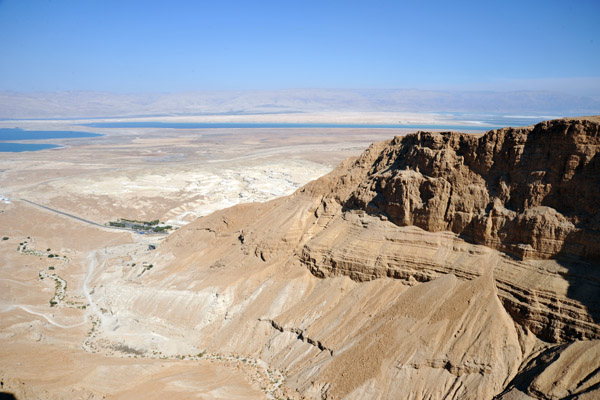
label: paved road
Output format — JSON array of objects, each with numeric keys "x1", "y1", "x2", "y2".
[
  {"x1": 20, "y1": 198, "x2": 128, "y2": 231},
  {"x1": 20, "y1": 198, "x2": 170, "y2": 237}
]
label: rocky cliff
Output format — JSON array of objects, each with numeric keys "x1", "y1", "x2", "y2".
[
  {"x1": 341, "y1": 117, "x2": 600, "y2": 261},
  {"x1": 87, "y1": 117, "x2": 600, "y2": 400}
]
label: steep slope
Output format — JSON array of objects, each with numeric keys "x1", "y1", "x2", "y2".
[{"x1": 87, "y1": 117, "x2": 600, "y2": 399}]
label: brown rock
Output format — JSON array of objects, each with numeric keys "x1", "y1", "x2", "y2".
[{"x1": 340, "y1": 117, "x2": 600, "y2": 260}]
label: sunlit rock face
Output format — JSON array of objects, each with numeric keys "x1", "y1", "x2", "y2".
[{"x1": 345, "y1": 117, "x2": 600, "y2": 261}]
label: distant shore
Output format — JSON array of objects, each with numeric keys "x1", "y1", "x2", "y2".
[{"x1": 0, "y1": 111, "x2": 556, "y2": 132}]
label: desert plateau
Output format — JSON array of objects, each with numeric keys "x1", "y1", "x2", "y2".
[{"x1": 0, "y1": 114, "x2": 598, "y2": 399}]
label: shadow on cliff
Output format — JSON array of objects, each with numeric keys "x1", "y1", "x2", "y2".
[
  {"x1": 556, "y1": 242, "x2": 600, "y2": 329},
  {"x1": 0, "y1": 393, "x2": 18, "y2": 400},
  {"x1": 340, "y1": 122, "x2": 600, "y2": 338},
  {"x1": 466, "y1": 122, "x2": 600, "y2": 331},
  {"x1": 516, "y1": 125, "x2": 600, "y2": 329}
]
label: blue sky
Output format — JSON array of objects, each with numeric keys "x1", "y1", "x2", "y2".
[{"x1": 0, "y1": 0, "x2": 598, "y2": 94}]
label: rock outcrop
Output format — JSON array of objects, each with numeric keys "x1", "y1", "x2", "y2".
[
  {"x1": 296, "y1": 116, "x2": 600, "y2": 343},
  {"x1": 342, "y1": 117, "x2": 600, "y2": 261}
]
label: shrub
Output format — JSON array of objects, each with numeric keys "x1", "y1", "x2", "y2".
[
  {"x1": 49, "y1": 266, "x2": 55, "y2": 270},
  {"x1": 2, "y1": 237, "x2": 8, "y2": 240},
  {"x1": 48, "y1": 254, "x2": 54, "y2": 258}
]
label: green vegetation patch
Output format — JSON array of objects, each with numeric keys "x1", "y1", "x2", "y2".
[{"x1": 106, "y1": 218, "x2": 173, "y2": 233}]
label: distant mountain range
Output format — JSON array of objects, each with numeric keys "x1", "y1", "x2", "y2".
[{"x1": 1, "y1": 89, "x2": 599, "y2": 119}]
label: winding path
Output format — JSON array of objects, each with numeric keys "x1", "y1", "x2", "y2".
[{"x1": 0, "y1": 304, "x2": 88, "y2": 329}]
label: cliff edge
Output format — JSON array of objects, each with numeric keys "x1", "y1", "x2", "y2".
[{"x1": 339, "y1": 117, "x2": 600, "y2": 260}]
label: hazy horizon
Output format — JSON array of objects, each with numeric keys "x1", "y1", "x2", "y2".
[{"x1": 2, "y1": 87, "x2": 600, "y2": 120}]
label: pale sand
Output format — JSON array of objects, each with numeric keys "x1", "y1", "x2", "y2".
[{"x1": 0, "y1": 201, "x2": 271, "y2": 399}]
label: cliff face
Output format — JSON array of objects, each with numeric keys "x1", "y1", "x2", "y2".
[
  {"x1": 87, "y1": 117, "x2": 600, "y2": 400},
  {"x1": 344, "y1": 118, "x2": 600, "y2": 260},
  {"x1": 297, "y1": 117, "x2": 600, "y2": 345}
]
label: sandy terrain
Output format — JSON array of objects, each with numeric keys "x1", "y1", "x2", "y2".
[
  {"x1": 2, "y1": 117, "x2": 596, "y2": 399},
  {"x1": 0, "y1": 119, "x2": 418, "y2": 399},
  {"x1": 0, "y1": 184, "x2": 279, "y2": 399},
  {"x1": 1, "y1": 342, "x2": 267, "y2": 400}
]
